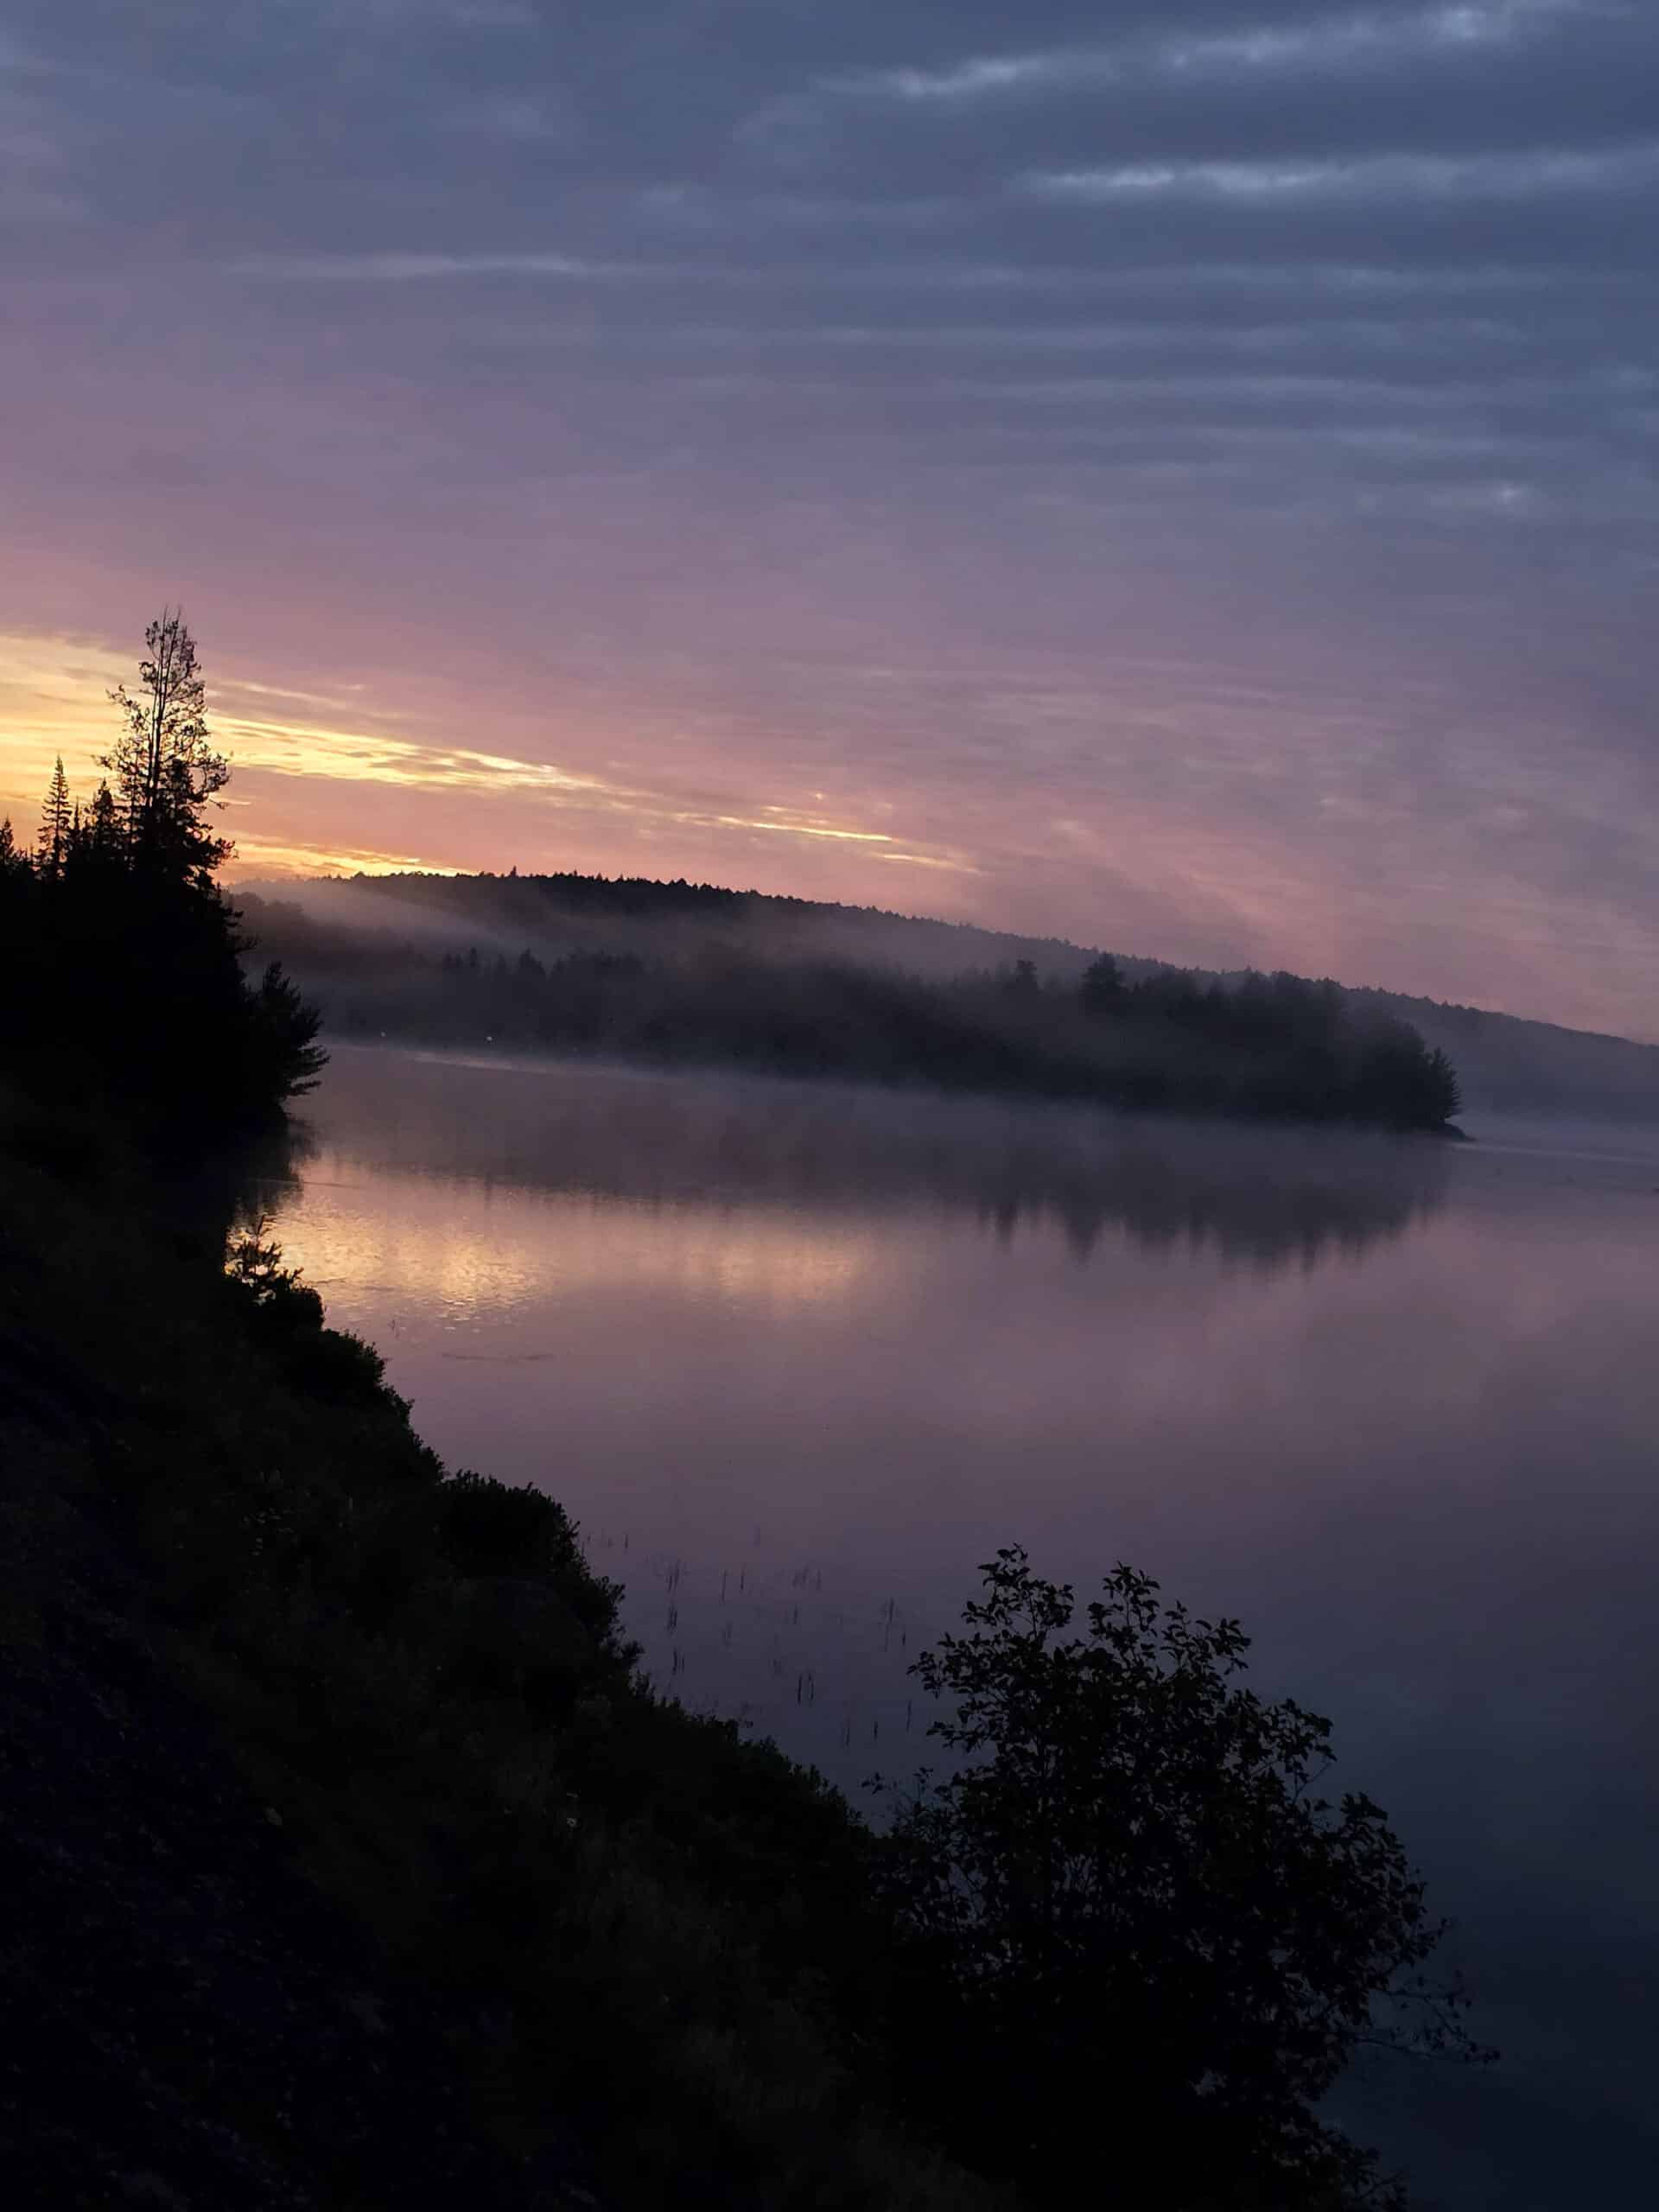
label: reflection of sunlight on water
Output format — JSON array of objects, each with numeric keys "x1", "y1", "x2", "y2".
[
  {"x1": 268, "y1": 1188, "x2": 544, "y2": 1318},
  {"x1": 269, "y1": 1164, "x2": 893, "y2": 1323},
  {"x1": 280, "y1": 1041, "x2": 1450, "y2": 1274}
]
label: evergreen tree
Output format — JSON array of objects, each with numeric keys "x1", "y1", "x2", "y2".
[
  {"x1": 245, "y1": 961, "x2": 328, "y2": 1099},
  {"x1": 1423, "y1": 1045, "x2": 1463, "y2": 1126},
  {"x1": 82, "y1": 779, "x2": 124, "y2": 867},
  {"x1": 103, "y1": 607, "x2": 231, "y2": 886},
  {"x1": 37, "y1": 756, "x2": 73, "y2": 874},
  {"x1": 4, "y1": 608, "x2": 326, "y2": 1135},
  {"x1": 1080, "y1": 953, "x2": 1125, "y2": 1013},
  {"x1": 0, "y1": 816, "x2": 27, "y2": 876}
]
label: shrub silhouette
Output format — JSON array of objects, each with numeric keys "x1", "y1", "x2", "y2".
[
  {"x1": 874, "y1": 1548, "x2": 1484, "y2": 2207},
  {"x1": 436, "y1": 1468, "x2": 587, "y2": 1581}
]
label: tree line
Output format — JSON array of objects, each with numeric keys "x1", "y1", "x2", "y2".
[
  {"x1": 0, "y1": 611, "x2": 323, "y2": 1137},
  {"x1": 257, "y1": 910, "x2": 1463, "y2": 1132}
]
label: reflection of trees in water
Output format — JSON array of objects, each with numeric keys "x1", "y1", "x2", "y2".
[
  {"x1": 293, "y1": 1048, "x2": 1449, "y2": 1274},
  {"x1": 175, "y1": 1116, "x2": 320, "y2": 1247},
  {"x1": 977, "y1": 1148, "x2": 1440, "y2": 1269}
]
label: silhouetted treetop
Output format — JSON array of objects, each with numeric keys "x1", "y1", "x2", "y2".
[
  {"x1": 103, "y1": 606, "x2": 232, "y2": 887},
  {"x1": 37, "y1": 756, "x2": 73, "y2": 875},
  {"x1": 1, "y1": 610, "x2": 321, "y2": 1136}
]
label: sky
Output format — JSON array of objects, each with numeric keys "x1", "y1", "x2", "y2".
[{"x1": 3, "y1": 1, "x2": 1656, "y2": 1035}]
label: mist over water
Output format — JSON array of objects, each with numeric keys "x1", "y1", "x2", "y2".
[{"x1": 261, "y1": 1043, "x2": 1659, "y2": 2211}]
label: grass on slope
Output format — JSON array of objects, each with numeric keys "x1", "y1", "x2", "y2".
[{"x1": 0, "y1": 1086, "x2": 1001, "y2": 2212}]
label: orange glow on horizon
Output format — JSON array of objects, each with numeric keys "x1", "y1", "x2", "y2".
[
  {"x1": 224, "y1": 834, "x2": 463, "y2": 882},
  {"x1": 10, "y1": 621, "x2": 1659, "y2": 1047},
  {"x1": 0, "y1": 624, "x2": 975, "y2": 891}
]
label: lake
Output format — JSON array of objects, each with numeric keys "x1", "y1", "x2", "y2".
[{"x1": 260, "y1": 1041, "x2": 1659, "y2": 2210}]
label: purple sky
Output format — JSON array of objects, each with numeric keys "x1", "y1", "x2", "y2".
[{"x1": 3, "y1": 2, "x2": 1657, "y2": 1034}]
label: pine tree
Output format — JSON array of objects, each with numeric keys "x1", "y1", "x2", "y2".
[
  {"x1": 0, "y1": 816, "x2": 23, "y2": 874},
  {"x1": 103, "y1": 608, "x2": 231, "y2": 886},
  {"x1": 83, "y1": 779, "x2": 124, "y2": 865},
  {"x1": 1080, "y1": 954, "x2": 1125, "y2": 1014},
  {"x1": 37, "y1": 756, "x2": 73, "y2": 874}
]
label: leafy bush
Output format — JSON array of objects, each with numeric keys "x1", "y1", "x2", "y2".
[
  {"x1": 874, "y1": 1548, "x2": 1484, "y2": 2206},
  {"x1": 436, "y1": 1468, "x2": 585, "y2": 1581}
]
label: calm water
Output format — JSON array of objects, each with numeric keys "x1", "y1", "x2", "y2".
[{"x1": 263, "y1": 1043, "x2": 1659, "y2": 2209}]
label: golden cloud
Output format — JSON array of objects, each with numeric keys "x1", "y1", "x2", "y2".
[{"x1": 0, "y1": 626, "x2": 976, "y2": 883}]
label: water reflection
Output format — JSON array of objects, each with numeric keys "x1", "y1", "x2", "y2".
[
  {"x1": 171, "y1": 1114, "x2": 317, "y2": 1248},
  {"x1": 257, "y1": 1044, "x2": 1659, "y2": 2212},
  {"x1": 280, "y1": 1045, "x2": 1449, "y2": 1272}
]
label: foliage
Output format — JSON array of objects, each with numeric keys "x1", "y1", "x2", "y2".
[
  {"x1": 103, "y1": 606, "x2": 232, "y2": 884},
  {"x1": 436, "y1": 1465, "x2": 587, "y2": 1580},
  {"x1": 1080, "y1": 951, "x2": 1125, "y2": 1012},
  {"x1": 0, "y1": 611, "x2": 323, "y2": 1136},
  {"x1": 873, "y1": 1548, "x2": 1485, "y2": 2207},
  {"x1": 241, "y1": 885, "x2": 1465, "y2": 1134},
  {"x1": 244, "y1": 959, "x2": 329, "y2": 1101},
  {"x1": 37, "y1": 756, "x2": 73, "y2": 873}
]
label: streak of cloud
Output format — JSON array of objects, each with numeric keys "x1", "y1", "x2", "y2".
[{"x1": 3, "y1": 1, "x2": 1658, "y2": 1036}]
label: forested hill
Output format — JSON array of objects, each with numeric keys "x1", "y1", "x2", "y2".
[
  {"x1": 236, "y1": 867, "x2": 1659, "y2": 1123},
  {"x1": 1340, "y1": 989, "x2": 1659, "y2": 1122},
  {"x1": 232, "y1": 869, "x2": 1460, "y2": 1134},
  {"x1": 240, "y1": 867, "x2": 1131, "y2": 988}
]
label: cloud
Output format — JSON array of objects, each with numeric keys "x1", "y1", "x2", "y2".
[
  {"x1": 0, "y1": 628, "x2": 976, "y2": 888},
  {"x1": 840, "y1": 1, "x2": 1601, "y2": 106},
  {"x1": 230, "y1": 251, "x2": 601, "y2": 282},
  {"x1": 228, "y1": 830, "x2": 457, "y2": 877},
  {"x1": 1025, "y1": 143, "x2": 1659, "y2": 204},
  {"x1": 6, "y1": 0, "x2": 1659, "y2": 1034},
  {"x1": 218, "y1": 714, "x2": 615, "y2": 798}
]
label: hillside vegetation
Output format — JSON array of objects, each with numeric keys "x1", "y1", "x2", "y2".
[
  {"x1": 243, "y1": 863, "x2": 1659, "y2": 1122},
  {"x1": 238, "y1": 873, "x2": 1463, "y2": 1133}
]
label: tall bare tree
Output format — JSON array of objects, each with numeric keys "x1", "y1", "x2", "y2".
[{"x1": 103, "y1": 608, "x2": 231, "y2": 883}]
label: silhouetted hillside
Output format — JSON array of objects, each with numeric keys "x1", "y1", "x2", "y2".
[
  {"x1": 238, "y1": 867, "x2": 1659, "y2": 1122},
  {"x1": 233, "y1": 873, "x2": 1461, "y2": 1134},
  {"x1": 1338, "y1": 988, "x2": 1659, "y2": 1120},
  {"x1": 238, "y1": 868, "x2": 1119, "y2": 986}
]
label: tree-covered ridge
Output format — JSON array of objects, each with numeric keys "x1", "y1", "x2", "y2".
[
  {"x1": 248, "y1": 892, "x2": 1462, "y2": 1133},
  {"x1": 0, "y1": 612, "x2": 322, "y2": 1135}
]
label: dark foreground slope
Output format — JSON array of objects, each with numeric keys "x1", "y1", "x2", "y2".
[
  {"x1": 0, "y1": 1096, "x2": 994, "y2": 2212},
  {"x1": 3, "y1": 1410, "x2": 593, "y2": 2212}
]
